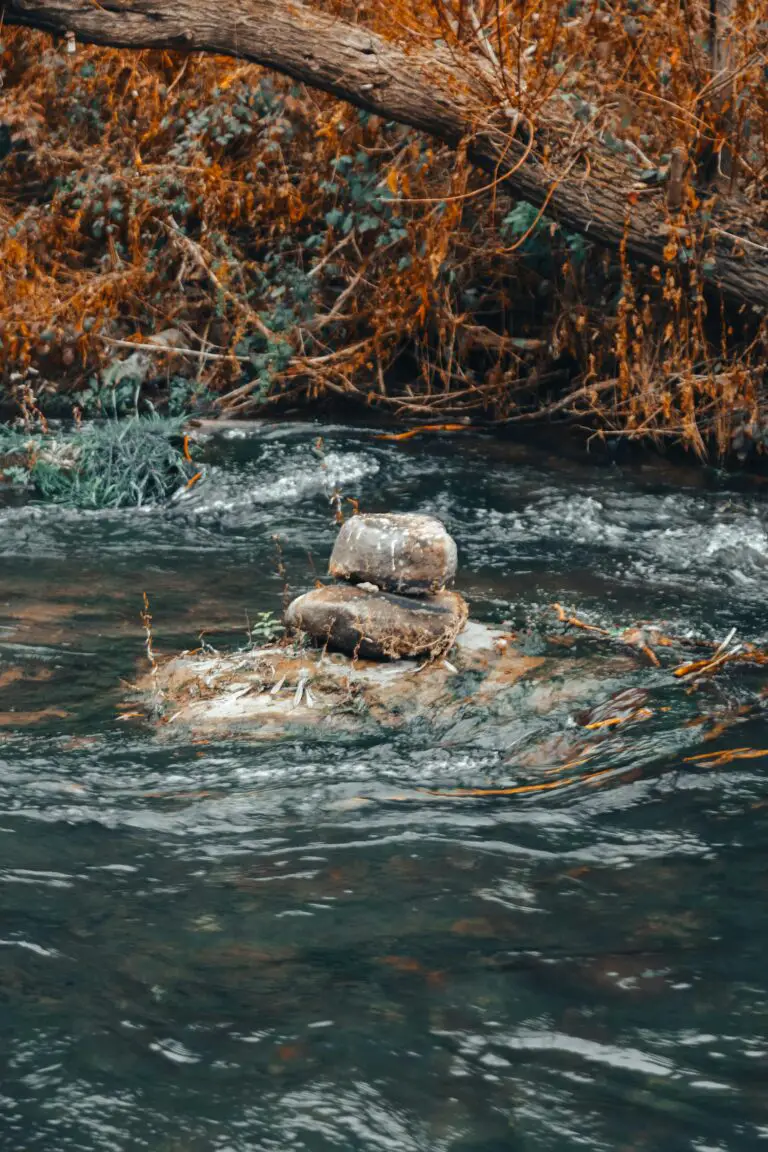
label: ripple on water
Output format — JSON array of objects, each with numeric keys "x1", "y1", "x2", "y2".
[{"x1": 2, "y1": 425, "x2": 768, "y2": 1151}]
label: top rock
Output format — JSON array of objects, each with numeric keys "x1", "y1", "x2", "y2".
[{"x1": 329, "y1": 512, "x2": 457, "y2": 595}]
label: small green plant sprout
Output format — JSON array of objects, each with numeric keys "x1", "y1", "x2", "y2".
[{"x1": 248, "y1": 611, "x2": 282, "y2": 646}]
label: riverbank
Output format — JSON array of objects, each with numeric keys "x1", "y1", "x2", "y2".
[{"x1": 2, "y1": 28, "x2": 765, "y2": 465}]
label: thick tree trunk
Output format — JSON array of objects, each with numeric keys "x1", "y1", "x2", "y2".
[{"x1": 3, "y1": 0, "x2": 767, "y2": 308}]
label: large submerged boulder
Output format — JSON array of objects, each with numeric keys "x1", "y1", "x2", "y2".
[
  {"x1": 135, "y1": 619, "x2": 556, "y2": 742},
  {"x1": 134, "y1": 618, "x2": 642, "y2": 747},
  {"x1": 284, "y1": 584, "x2": 468, "y2": 660},
  {"x1": 329, "y1": 513, "x2": 457, "y2": 595}
]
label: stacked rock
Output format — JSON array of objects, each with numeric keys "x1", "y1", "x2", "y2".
[{"x1": 284, "y1": 513, "x2": 468, "y2": 660}]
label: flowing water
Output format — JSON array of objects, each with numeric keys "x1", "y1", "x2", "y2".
[{"x1": 2, "y1": 422, "x2": 768, "y2": 1152}]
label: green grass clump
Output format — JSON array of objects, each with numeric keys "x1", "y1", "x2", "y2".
[{"x1": 0, "y1": 416, "x2": 199, "y2": 509}]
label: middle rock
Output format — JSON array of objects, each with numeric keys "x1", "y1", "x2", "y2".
[{"x1": 284, "y1": 585, "x2": 468, "y2": 660}]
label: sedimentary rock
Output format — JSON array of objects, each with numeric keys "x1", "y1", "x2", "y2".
[
  {"x1": 284, "y1": 584, "x2": 468, "y2": 660},
  {"x1": 329, "y1": 513, "x2": 457, "y2": 595}
]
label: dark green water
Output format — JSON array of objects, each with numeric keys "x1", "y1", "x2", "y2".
[{"x1": 3, "y1": 423, "x2": 768, "y2": 1151}]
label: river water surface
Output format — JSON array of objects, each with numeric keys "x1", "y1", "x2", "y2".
[{"x1": 2, "y1": 423, "x2": 768, "y2": 1151}]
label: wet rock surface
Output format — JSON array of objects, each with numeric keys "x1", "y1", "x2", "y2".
[
  {"x1": 284, "y1": 584, "x2": 468, "y2": 660},
  {"x1": 329, "y1": 513, "x2": 457, "y2": 595},
  {"x1": 136, "y1": 620, "x2": 549, "y2": 741},
  {"x1": 136, "y1": 617, "x2": 640, "y2": 745}
]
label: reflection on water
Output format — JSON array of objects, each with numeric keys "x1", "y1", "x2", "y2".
[{"x1": 2, "y1": 423, "x2": 768, "y2": 1151}]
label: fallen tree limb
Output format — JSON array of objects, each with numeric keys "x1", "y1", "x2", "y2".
[{"x1": 3, "y1": 0, "x2": 767, "y2": 307}]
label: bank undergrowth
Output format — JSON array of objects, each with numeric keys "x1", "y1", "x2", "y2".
[
  {"x1": 0, "y1": 416, "x2": 198, "y2": 508},
  {"x1": 0, "y1": 2, "x2": 766, "y2": 461}
]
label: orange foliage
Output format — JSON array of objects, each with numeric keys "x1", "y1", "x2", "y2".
[{"x1": 0, "y1": 0, "x2": 766, "y2": 456}]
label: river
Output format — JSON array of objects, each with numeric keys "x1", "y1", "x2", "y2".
[{"x1": 2, "y1": 422, "x2": 768, "y2": 1151}]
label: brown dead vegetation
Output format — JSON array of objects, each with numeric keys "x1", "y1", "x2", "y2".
[{"x1": 0, "y1": 0, "x2": 766, "y2": 457}]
